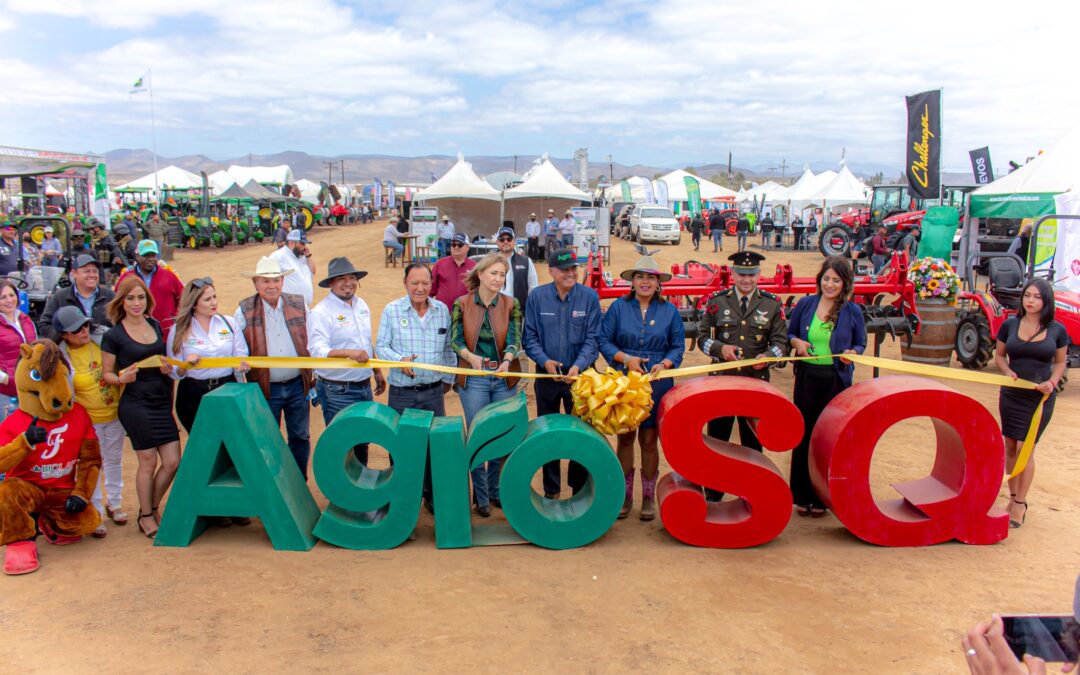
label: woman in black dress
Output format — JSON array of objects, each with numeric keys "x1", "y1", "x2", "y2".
[
  {"x1": 101, "y1": 275, "x2": 180, "y2": 539},
  {"x1": 993, "y1": 277, "x2": 1067, "y2": 529}
]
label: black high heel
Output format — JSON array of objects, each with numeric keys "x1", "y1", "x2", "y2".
[
  {"x1": 137, "y1": 512, "x2": 158, "y2": 539},
  {"x1": 1009, "y1": 500, "x2": 1028, "y2": 529}
]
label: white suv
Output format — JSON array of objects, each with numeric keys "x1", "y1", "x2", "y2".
[{"x1": 630, "y1": 206, "x2": 681, "y2": 244}]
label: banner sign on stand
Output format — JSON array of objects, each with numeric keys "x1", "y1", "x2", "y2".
[
  {"x1": 410, "y1": 207, "x2": 439, "y2": 250},
  {"x1": 373, "y1": 179, "x2": 383, "y2": 210},
  {"x1": 619, "y1": 180, "x2": 631, "y2": 203},
  {"x1": 641, "y1": 178, "x2": 655, "y2": 204},
  {"x1": 387, "y1": 180, "x2": 396, "y2": 208},
  {"x1": 655, "y1": 179, "x2": 669, "y2": 208},
  {"x1": 684, "y1": 176, "x2": 702, "y2": 216},
  {"x1": 968, "y1": 147, "x2": 994, "y2": 185},
  {"x1": 905, "y1": 89, "x2": 942, "y2": 199},
  {"x1": 570, "y1": 207, "x2": 606, "y2": 257}
]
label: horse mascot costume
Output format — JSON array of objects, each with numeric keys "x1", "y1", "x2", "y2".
[{"x1": 0, "y1": 339, "x2": 102, "y2": 575}]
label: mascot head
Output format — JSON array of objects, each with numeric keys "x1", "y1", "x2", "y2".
[{"x1": 16, "y1": 340, "x2": 73, "y2": 422}]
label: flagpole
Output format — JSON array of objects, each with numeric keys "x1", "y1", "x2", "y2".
[
  {"x1": 938, "y1": 85, "x2": 943, "y2": 204},
  {"x1": 149, "y1": 68, "x2": 160, "y2": 214}
]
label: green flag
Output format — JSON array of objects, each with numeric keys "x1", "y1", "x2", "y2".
[
  {"x1": 684, "y1": 175, "x2": 702, "y2": 216},
  {"x1": 620, "y1": 180, "x2": 631, "y2": 203},
  {"x1": 94, "y1": 163, "x2": 108, "y2": 201}
]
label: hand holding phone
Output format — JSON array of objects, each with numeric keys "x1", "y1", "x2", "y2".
[{"x1": 1002, "y1": 615, "x2": 1080, "y2": 663}]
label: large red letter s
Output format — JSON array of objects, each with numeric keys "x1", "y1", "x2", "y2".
[
  {"x1": 810, "y1": 376, "x2": 1008, "y2": 547},
  {"x1": 656, "y1": 377, "x2": 804, "y2": 548}
]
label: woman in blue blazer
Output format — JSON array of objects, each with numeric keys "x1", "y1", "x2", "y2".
[{"x1": 787, "y1": 256, "x2": 867, "y2": 517}]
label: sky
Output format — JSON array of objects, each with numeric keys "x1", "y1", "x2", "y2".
[{"x1": 1, "y1": 0, "x2": 1078, "y2": 174}]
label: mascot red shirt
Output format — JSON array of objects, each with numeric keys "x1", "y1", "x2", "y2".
[
  {"x1": 0, "y1": 408, "x2": 96, "y2": 488},
  {"x1": 0, "y1": 340, "x2": 102, "y2": 576}
]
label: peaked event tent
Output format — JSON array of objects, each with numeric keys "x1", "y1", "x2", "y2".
[
  {"x1": 413, "y1": 159, "x2": 501, "y2": 236},
  {"x1": 803, "y1": 165, "x2": 870, "y2": 208},
  {"x1": 215, "y1": 183, "x2": 255, "y2": 201},
  {"x1": 293, "y1": 179, "x2": 323, "y2": 203},
  {"x1": 739, "y1": 181, "x2": 790, "y2": 204},
  {"x1": 786, "y1": 170, "x2": 838, "y2": 209},
  {"x1": 116, "y1": 165, "x2": 203, "y2": 191},
  {"x1": 227, "y1": 165, "x2": 294, "y2": 187},
  {"x1": 969, "y1": 124, "x2": 1080, "y2": 219},
  {"x1": 241, "y1": 179, "x2": 292, "y2": 202},
  {"x1": 655, "y1": 170, "x2": 737, "y2": 201},
  {"x1": 503, "y1": 159, "x2": 590, "y2": 226},
  {"x1": 208, "y1": 169, "x2": 237, "y2": 194}
]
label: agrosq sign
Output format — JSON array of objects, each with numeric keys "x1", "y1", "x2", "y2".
[{"x1": 155, "y1": 375, "x2": 1009, "y2": 552}]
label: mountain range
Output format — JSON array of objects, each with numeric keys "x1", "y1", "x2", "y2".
[{"x1": 100, "y1": 149, "x2": 899, "y2": 186}]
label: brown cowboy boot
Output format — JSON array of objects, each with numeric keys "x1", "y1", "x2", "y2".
[
  {"x1": 640, "y1": 472, "x2": 658, "y2": 521},
  {"x1": 618, "y1": 469, "x2": 635, "y2": 519}
]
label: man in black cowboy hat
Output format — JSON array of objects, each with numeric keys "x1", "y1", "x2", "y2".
[
  {"x1": 307, "y1": 256, "x2": 385, "y2": 466},
  {"x1": 697, "y1": 250, "x2": 788, "y2": 500}
]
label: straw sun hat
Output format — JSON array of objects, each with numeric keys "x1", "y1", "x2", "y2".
[
  {"x1": 620, "y1": 256, "x2": 671, "y2": 282},
  {"x1": 242, "y1": 256, "x2": 293, "y2": 279}
]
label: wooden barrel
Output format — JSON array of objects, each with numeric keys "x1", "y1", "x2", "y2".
[{"x1": 901, "y1": 298, "x2": 958, "y2": 367}]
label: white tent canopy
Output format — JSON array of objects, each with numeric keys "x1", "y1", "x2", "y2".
[
  {"x1": 414, "y1": 158, "x2": 502, "y2": 236},
  {"x1": 208, "y1": 169, "x2": 237, "y2": 194},
  {"x1": 504, "y1": 160, "x2": 589, "y2": 201},
  {"x1": 294, "y1": 179, "x2": 322, "y2": 203},
  {"x1": 656, "y1": 169, "x2": 737, "y2": 201},
  {"x1": 972, "y1": 124, "x2": 1080, "y2": 197},
  {"x1": 117, "y1": 165, "x2": 203, "y2": 190},
  {"x1": 804, "y1": 164, "x2": 870, "y2": 208},
  {"x1": 739, "y1": 180, "x2": 790, "y2": 203},
  {"x1": 786, "y1": 169, "x2": 838, "y2": 208},
  {"x1": 226, "y1": 164, "x2": 294, "y2": 187}
]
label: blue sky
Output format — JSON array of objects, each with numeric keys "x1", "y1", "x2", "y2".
[{"x1": 1, "y1": 0, "x2": 1078, "y2": 173}]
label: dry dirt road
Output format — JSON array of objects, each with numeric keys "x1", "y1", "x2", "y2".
[{"x1": 3, "y1": 220, "x2": 1077, "y2": 673}]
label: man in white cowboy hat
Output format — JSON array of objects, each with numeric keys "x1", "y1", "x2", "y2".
[
  {"x1": 559, "y1": 209, "x2": 576, "y2": 248},
  {"x1": 233, "y1": 256, "x2": 315, "y2": 477},
  {"x1": 524, "y1": 212, "x2": 542, "y2": 261},
  {"x1": 269, "y1": 228, "x2": 315, "y2": 307},
  {"x1": 436, "y1": 214, "x2": 456, "y2": 259},
  {"x1": 308, "y1": 256, "x2": 386, "y2": 467},
  {"x1": 543, "y1": 208, "x2": 560, "y2": 258}
]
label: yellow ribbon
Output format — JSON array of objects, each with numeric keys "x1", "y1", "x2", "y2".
[{"x1": 139, "y1": 351, "x2": 1047, "y2": 479}]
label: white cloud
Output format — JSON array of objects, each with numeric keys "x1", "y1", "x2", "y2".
[{"x1": 1, "y1": 0, "x2": 1078, "y2": 170}]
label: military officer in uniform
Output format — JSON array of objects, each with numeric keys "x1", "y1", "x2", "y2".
[{"x1": 697, "y1": 250, "x2": 788, "y2": 500}]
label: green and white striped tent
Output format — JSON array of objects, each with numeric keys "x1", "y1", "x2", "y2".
[{"x1": 969, "y1": 123, "x2": 1080, "y2": 219}]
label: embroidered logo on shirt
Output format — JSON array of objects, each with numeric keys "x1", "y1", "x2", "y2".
[{"x1": 571, "y1": 310, "x2": 587, "y2": 318}]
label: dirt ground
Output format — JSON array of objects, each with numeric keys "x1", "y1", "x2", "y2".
[{"x1": 3, "y1": 220, "x2": 1078, "y2": 674}]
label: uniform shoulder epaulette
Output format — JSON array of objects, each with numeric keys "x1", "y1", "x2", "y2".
[
  {"x1": 759, "y1": 290, "x2": 778, "y2": 300},
  {"x1": 710, "y1": 288, "x2": 732, "y2": 299}
]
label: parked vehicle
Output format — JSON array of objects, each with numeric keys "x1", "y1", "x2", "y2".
[{"x1": 629, "y1": 205, "x2": 681, "y2": 245}]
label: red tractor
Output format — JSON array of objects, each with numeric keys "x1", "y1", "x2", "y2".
[
  {"x1": 818, "y1": 184, "x2": 976, "y2": 259},
  {"x1": 953, "y1": 215, "x2": 1080, "y2": 382}
]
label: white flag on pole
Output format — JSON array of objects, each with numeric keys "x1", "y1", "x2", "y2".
[{"x1": 131, "y1": 70, "x2": 149, "y2": 95}]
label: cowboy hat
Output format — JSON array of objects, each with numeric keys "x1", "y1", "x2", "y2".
[
  {"x1": 319, "y1": 256, "x2": 367, "y2": 287},
  {"x1": 619, "y1": 255, "x2": 671, "y2": 282},
  {"x1": 242, "y1": 256, "x2": 293, "y2": 279}
]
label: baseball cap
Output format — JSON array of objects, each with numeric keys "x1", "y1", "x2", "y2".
[
  {"x1": 547, "y1": 248, "x2": 579, "y2": 270},
  {"x1": 451, "y1": 232, "x2": 469, "y2": 245},
  {"x1": 85, "y1": 217, "x2": 104, "y2": 230},
  {"x1": 137, "y1": 239, "x2": 159, "y2": 256},
  {"x1": 53, "y1": 306, "x2": 92, "y2": 334},
  {"x1": 496, "y1": 227, "x2": 515, "y2": 239},
  {"x1": 72, "y1": 254, "x2": 99, "y2": 270},
  {"x1": 1, "y1": 222, "x2": 14, "y2": 230},
  {"x1": 287, "y1": 229, "x2": 309, "y2": 243},
  {"x1": 43, "y1": 226, "x2": 53, "y2": 234}
]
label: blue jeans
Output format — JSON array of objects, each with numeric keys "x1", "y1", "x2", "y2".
[
  {"x1": 457, "y1": 375, "x2": 517, "y2": 507},
  {"x1": 437, "y1": 238, "x2": 451, "y2": 259},
  {"x1": 561, "y1": 234, "x2": 574, "y2": 247},
  {"x1": 711, "y1": 229, "x2": 723, "y2": 251},
  {"x1": 267, "y1": 377, "x2": 311, "y2": 478},
  {"x1": 385, "y1": 241, "x2": 404, "y2": 259},
  {"x1": 316, "y1": 378, "x2": 373, "y2": 464},
  {"x1": 737, "y1": 231, "x2": 748, "y2": 251}
]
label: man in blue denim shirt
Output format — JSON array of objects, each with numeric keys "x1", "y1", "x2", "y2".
[{"x1": 523, "y1": 248, "x2": 602, "y2": 499}]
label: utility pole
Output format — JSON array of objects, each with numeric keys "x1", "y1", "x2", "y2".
[
  {"x1": 340, "y1": 160, "x2": 346, "y2": 186},
  {"x1": 323, "y1": 161, "x2": 334, "y2": 185},
  {"x1": 607, "y1": 154, "x2": 613, "y2": 182},
  {"x1": 779, "y1": 158, "x2": 787, "y2": 179},
  {"x1": 513, "y1": 155, "x2": 518, "y2": 173}
]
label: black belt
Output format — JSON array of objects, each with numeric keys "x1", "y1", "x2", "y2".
[
  {"x1": 318, "y1": 377, "x2": 371, "y2": 387},
  {"x1": 183, "y1": 375, "x2": 236, "y2": 388},
  {"x1": 391, "y1": 381, "x2": 443, "y2": 393}
]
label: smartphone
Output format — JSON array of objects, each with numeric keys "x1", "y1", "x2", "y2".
[{"x1": 1001, "y1": 615, "x2": 1080, "y2": 662}]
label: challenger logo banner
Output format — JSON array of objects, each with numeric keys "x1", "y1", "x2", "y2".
[{"x1": 905, "y1": 90, "x2": 941, "y2": 199}]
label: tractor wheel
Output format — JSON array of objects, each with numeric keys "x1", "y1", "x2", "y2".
[
  {"x1": 954, "y1": 310, "x2": 993, "y2": 370},
  {"x1": 187, "y1": 235, "x2": 197, "y2": 250},
  {"x1": 818, "y1": 224, "x2": 852, "y2": 257}
]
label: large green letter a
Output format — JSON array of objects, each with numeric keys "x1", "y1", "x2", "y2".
[{"x1": 155, "y1": 384, "x2": 321, "y2": 551}]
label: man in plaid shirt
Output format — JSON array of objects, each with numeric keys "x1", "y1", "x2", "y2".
[{"x1": 376, "y1": 262, "x2": 456, "y2": 514}]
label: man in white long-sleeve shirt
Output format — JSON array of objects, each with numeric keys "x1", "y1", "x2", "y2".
[
  {"x1": 524, "y1": 213, "x2": 542, "y2": 261},
  {"x1": 436, "y1": 215, "x2": 456, "y2": 259},
  {"x1": 269, "y1": 229, "x2": 315, "y2": 306},
  {"x1": 307, "y1": 256, "x2": 386, "y2": 466}
]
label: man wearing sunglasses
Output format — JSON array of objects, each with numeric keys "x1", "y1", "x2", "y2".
[
  {"x1": 39, "y1": 254, "x2": 115, "y2": 344},
  {"x1": 495, "y1": 226, "x2": 538, "y2": 314},
  {"x1": 430, "y1": 232, "x2": 476, "y2": 310},
  {"x1": 115, "y1": 240, "x2": 184, "y2": 335}
]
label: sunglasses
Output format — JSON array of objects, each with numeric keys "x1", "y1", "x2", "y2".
[
  {"x1": 191, "y1": 277, "x2": 214, "y2": 289},
  {"x1": 497, "y1": 237, "x2": 514, "y2": 242},
  {"x1": 450, "y1": 242, "x2": 466, "y2": 248}
]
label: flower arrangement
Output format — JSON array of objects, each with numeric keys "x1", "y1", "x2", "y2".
[{"x1": 908, "y1": 257, "x2": 961, "y2": 303}]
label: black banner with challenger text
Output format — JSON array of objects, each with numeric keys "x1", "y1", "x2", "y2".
[
  {"x1": 968, "y1": 146, "x2": 994, "y2": 185},
  {"x1": 905, "y1": 90, "x2": 941, "y2": 199}
]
